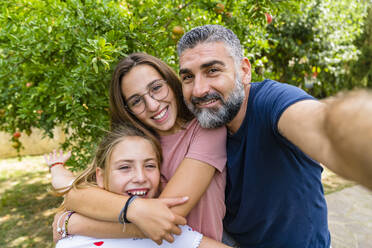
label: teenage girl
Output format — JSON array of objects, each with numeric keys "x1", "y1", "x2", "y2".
[{"x1": 46, "y1": 125, "x2": 229, "y2": 247}]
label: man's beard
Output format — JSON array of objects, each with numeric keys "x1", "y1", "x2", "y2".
[{"x1": 186, "y1": 78, "x2": 245, "y2": 128}]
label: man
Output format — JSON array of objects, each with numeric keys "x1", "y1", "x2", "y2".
[{"x1": 176, "y1": 25, "x2": 372, "y2": 247}]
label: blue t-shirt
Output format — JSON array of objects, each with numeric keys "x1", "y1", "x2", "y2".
[{"x1": 224, "y1": 80, "x2": 330, "y2": 247}]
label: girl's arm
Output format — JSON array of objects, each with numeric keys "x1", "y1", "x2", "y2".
[
  {"x1": 45, "y1": 150, "x2": 75, "y2": 190},
  {"x1": 50, "y1": 164, "x2": 75, "y2": 191},
  {"x1": 158, "y1": 125, "x2": 227, "y2": 217},
  {"x1": 64, "y1": 158, "x2": 215, "y2": 220},
  {"x1": 52, "y1": 211, "x2": 141, "y2": 242},
  {"x1": 159, "y1": 158, "x2": 216, "y2": 216},
  {"x1": 64, "y1": 158, "x2": 217, "y2": 242},
  {"x1": 53, "y1": 211, "x2": 144, "y2": 240},
  {"x1": 64, "y1": 187, "x2": 187, "y2": 244}
]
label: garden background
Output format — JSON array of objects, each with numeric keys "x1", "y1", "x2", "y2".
[{"x1": 0, "y1": 0, "x2": 371, "y2": 247}]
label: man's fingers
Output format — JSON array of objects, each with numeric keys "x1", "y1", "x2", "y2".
[{"x1": 161, "y1": 196, "x2": 189, "y2": 207}]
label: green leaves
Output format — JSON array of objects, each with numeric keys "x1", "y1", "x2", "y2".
[
  {"x1": 1, "y1": 0, "x2": 367, "y2": 170},
  {"x1": 264, "y1": 0, "x2": 369, "y2": 97}
]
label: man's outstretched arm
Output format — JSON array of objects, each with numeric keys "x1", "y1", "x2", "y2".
[{"x1": 278, "y1": 89, "x2": 372, "y2": 190}]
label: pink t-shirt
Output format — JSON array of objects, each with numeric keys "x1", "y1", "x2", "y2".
[{"x1": 160, "y1": 118, "x2": 227, "y2": 241}]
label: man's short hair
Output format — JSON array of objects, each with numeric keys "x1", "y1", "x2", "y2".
[{"x1": 177, "y1": 25, "x2": 243, "y2": 65}]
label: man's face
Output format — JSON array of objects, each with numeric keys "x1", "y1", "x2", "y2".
[{"x1": 179, "y1": 42, "x2": 249, "y2": 128}]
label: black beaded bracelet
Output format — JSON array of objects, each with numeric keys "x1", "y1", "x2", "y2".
[{"x1": 118, "y1": 195, "x2": 139, "y2": 224}]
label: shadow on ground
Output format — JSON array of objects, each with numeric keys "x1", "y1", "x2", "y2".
[{"x1": 0, "y1": 168, "x2": 62, "y2": 248}]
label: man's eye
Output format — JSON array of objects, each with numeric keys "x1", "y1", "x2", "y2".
[
  {"x1": 181, "y1": 75, "x2": 193, "y2": 83},
  {"x1": 208, "y1": 68, "x2": 220, "y2": 74}
]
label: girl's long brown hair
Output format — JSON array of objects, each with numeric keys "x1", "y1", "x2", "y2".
[{"x1": 109, "y1": 52, "x2": 193, "y2": 144}]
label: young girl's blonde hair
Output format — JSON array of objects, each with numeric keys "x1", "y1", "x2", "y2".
[{"x1": 57, "y1": 123, "x2": 162, "y2": 208}]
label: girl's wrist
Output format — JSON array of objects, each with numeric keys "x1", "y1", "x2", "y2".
[
  {"x1": 56, "y1": 210, "x2": 75, "y2": 238},
  {"x1": 118, "y1": 195, "x2": 139, "y2": 224},
  {"x1": 125, "y1": 197, "x2": 144, "y2": 224},
  {"x1": 66, "y1": 212, "x2": 80, "y2": 235},
  {"x1": 49, "y1": 162, "x2": 64, "y2": 171}
]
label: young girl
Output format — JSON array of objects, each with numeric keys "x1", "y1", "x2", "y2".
[
  {"x1": 46, "y1": 124, "x2": 230, "y2": 247},
  {"x1": 52, "y1": 53, "x2": 227, "y2": 244}
]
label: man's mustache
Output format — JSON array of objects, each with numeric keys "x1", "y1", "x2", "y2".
[{"x1": 191, "y1": 92, "x2": 223, "y2": 105}]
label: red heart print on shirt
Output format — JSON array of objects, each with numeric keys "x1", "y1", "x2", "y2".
[{"x1": 94, "y1": 241, "x2": 104, "y2": 246}]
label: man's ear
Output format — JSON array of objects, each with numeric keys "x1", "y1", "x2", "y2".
[
  {"x1": 240, "y1": 58, "x2": 251, "y2": 85},
  {"x1": 96, "y1": 167, "x2": 104, "y2": 188}
]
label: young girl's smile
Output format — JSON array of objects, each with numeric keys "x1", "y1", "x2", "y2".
[{"x1": 96, "y1": 136, "x2": 160, "y2": 198}]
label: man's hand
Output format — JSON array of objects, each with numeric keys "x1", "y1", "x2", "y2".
[
  {"x1": 279, "y1": 89, "x2": 372, "y2": 190},
  {"x1": 127, "y1": 197, "x2": 188, "y2": 245},
  {"x1": 323, "y1": 90, "x2": 372, "y2": 189}
]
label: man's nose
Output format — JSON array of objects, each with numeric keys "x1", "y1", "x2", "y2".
[{"x1": 192, "y1": 74, "x2": 209, "y2": 98}]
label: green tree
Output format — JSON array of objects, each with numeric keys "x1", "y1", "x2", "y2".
[
  {"x1": 348, "y1": 3, "x2": 372, "y2": 88},
  {"x1": 1, "y1": 0, "x2": 368, "y2": 169},
  {"x1": 264, "y1": 0, "x2": 368, "y2": 98},
  {"x1": 0, "y1": 0, "x2": 301, "y2": 170}
]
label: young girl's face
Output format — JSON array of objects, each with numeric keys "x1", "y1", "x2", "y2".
[
  {"x1": 96, "y1": 136, "x2": 160, "y2": 198},
  {"x1": 121, "y1": 64, "x2": 179, "y2": 136}
]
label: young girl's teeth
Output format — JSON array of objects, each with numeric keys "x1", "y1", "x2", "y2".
[
  {"x1": 129, "y1": 190, "x2": 147, "y2": 196},
  {"x1": 153, "y1": 108, "x2": 167, "y2": 120}
]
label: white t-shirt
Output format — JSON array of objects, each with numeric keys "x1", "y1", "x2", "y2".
[{"x1": 56, "y1": 225, "x2": 203, "y2": 248}]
